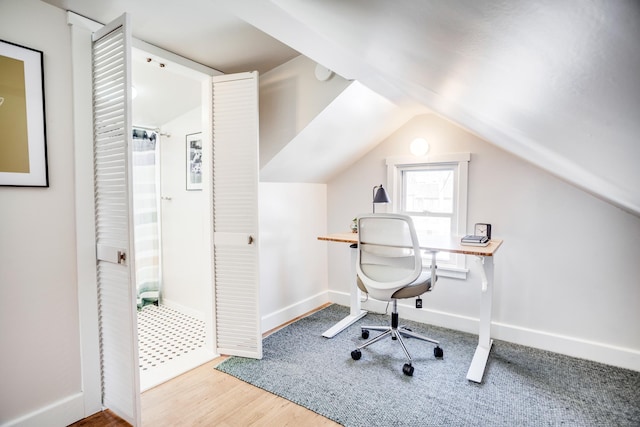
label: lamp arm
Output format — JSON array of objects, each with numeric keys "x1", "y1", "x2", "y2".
[{"x1": 372, "y1": 185, "x2": 377, "y2": 213}]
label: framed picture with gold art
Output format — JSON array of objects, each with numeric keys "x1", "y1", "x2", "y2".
[{"x1": 0, "y1": 39, "x2": 48, "y2": 187}]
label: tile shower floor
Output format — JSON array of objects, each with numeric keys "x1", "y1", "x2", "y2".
[{"x1": 137, "y1": 304, "x2": 212, "y2": 391}]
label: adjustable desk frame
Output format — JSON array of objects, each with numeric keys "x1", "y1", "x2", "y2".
[{"x1": 318, "y1": 233, "x2": 503, "y2": 384}]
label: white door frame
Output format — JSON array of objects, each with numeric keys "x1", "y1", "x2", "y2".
[{"x1": 68, "y1": 11, "x2": 220, "y2": 419}]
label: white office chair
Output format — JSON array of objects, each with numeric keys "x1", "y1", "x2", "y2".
[{"x1": 350, "y1": 213, "x2": 443, "y2": 376}]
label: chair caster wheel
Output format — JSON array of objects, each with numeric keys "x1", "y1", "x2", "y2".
[
  {"x1": 361, "y1": 329, "x2": 369, "y2": 339},
  {"x1": 351, "y1": 349, "x2": 362, "y2": 360},
  {"x1": 434, "y1": 346, "x2": 443, "y2": 359},
  {"x1": 402, "y1": 363, "x2": 414, "y2": 376}
]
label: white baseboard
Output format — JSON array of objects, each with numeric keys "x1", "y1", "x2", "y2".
[
  {"x1": 2, "y1": 392, "x2": 85, "y2": 427},
  {"x1": 328, "y1": 290, "x2": 640, "y2": 372},
  {"x1": 491, "y1": 321, "x2": 640, "y2": 373},
  {"x1": 161, "y1": 298, "x2": 205, "y2": 321},
  {"x1": 261, "y1": 292, "x2": 331, "y2": 333}
]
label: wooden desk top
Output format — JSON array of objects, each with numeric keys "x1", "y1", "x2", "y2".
[{"x1": 318, "y1": 232, "x2": 503, "y2": 256}]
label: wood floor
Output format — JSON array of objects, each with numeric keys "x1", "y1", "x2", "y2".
[
  {"x1": 70, "y1": 305, "x2": 340, "y2": 426},
  {"x1": 70, "y1": 356, "x2": 340, "y2": 426}
]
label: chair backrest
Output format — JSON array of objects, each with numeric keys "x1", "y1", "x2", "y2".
[{"x1": 356, "y1": 214, "x2": 422, "y2": 301}]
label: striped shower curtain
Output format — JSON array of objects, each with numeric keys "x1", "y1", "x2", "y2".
[{"x1": 132, "y1": 128, "x2": 161, "y2": 307}]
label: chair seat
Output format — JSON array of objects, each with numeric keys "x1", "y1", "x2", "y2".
[
  {"x1": 392, "y1": 270, "x2": 433, "y2": 299},
  {"x1": 357, "y1": 270, "x2": 432, "y2": 301}
]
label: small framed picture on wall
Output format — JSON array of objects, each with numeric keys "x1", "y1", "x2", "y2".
[{"x1": 186, "y1": 132, "x2": 203, "y2": 191}]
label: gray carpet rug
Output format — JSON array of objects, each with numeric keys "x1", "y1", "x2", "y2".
[{"x1": 216, "y1": 304, "x2": 640, "y2": 426}]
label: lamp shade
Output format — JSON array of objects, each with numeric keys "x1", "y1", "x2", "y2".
[
  {"x1": 373, "y1": 185, "x2": 390, "y2": 203},
  {"x1": 372, "y1": 185, "x2": 390, "y2": 213}
]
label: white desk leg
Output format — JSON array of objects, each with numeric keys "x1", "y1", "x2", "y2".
[
  {"x1": 466, "y1": 256, "x2": 494, "y2": 383},
  {"x1": 322, "y1": 243, "x2": 367, "y2": 338}
]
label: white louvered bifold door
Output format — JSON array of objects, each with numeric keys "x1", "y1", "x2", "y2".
[
  {"x1": 212, "y1": 72, "x2": 262, "y2": 359},
  {"x1": 92, "y1": 14, "x2": 141, "y2": 426}
]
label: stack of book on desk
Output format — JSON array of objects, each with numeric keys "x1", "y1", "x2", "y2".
[{"x1": 460, "y1": 235, "x2": 490, "y2": 247}]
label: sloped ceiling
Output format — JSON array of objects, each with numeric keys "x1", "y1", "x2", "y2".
[
  {"x1": 226, "y1": 0, "x2": 640, "y2": 216},
  {"x1": 41, "y1": 0, "x2": 640, "y2": 215},
  {"x1": 261, "y1": 81, "x2": 420, "y2": 183}
]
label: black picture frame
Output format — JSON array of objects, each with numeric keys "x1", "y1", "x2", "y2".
[
  {"x1": 186, "y1": 132, "x2": 203, "y2": 190},
  {"x1": 0, "y1": 39, "x2": 48, "y2": 187}
]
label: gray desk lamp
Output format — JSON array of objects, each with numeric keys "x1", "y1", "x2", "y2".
[{"x1": 372, "y1": 184, "x2": 390, "y2": 213}]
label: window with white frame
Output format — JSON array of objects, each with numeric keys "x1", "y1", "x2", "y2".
[{"x1": 386, "y1": 153, "x2": 470, "y2": 279}]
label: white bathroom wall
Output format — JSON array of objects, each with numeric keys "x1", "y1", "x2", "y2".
[
  {"x1": 158, "y1": 107, "x2": 208, "y2": 318},
  {"x1": 327, "y1": 113, "x2": 640, "y2": 371}
]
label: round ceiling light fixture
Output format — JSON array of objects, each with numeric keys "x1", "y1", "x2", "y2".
[{"x1": 410, "y1": 138, "x2": 429, "y2": 156}]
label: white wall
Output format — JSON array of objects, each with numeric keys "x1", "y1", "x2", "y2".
[
  {"x1": 259, "y1": 55, "x2": 350, "y2": 168},
  {"x1": 257, "y1": 57, "x2": 337, "y2": 331},
  {"x1": 327, "y1": 113, "x2": 640, "y2": 371},
  {"x1": 0, "y1": 0, "x2": 85, "y2": 425},
  {"x1": 258, "y1": 183, "x2": 329, "y2": 332},
  {"x1": 158, "y1": 107, "x2": 208, "y2": 317}
]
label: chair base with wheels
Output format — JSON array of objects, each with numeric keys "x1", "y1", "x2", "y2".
[{"x1": 350, "y1": 300, "x2": 443, "y2": 376}]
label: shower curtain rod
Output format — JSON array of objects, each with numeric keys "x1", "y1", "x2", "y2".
[{"x1": 133, "y1": 125, "x2": 171, "y2": 137}]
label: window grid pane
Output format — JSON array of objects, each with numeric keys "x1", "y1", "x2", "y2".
[
  {"x1": 400, "y1": 166, "x2": 457, "y2": 264},
  {"x1": 412, "y1": 216, "x2": 452, "y2": 262},
  {"x1": 403, "y1": 169, "x2": 454, "y2": 214}
]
